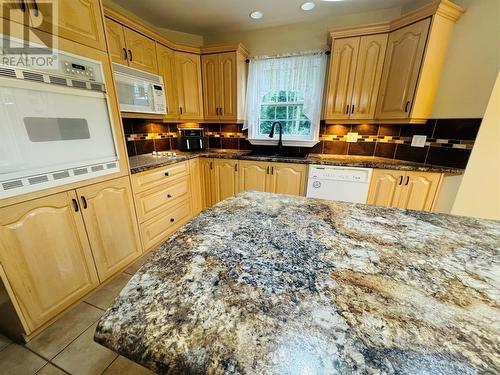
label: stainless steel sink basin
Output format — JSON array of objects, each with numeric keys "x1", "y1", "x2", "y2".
[{"x1": 245, "y1": 151, "x2": 307, "y2": 160}]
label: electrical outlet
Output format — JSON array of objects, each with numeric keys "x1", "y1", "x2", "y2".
[
  {"x1": 411, "y1": 135, "x2": 427, "y2": 148},
  {"x1": 346, "y1": 132, "x2": 359, "y2": 143}
]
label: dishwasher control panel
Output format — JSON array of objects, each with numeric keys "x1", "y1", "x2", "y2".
[{"x1": 309, "y1": 166, "x2": 371, "y2": 183}]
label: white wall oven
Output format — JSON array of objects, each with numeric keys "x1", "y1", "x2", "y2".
[
  {"x1": 113, "y1": 63, "x2": 166, "y2": 115},
  {"x1": 0, "y1": 36, "x2": 120, "y2": 199}
]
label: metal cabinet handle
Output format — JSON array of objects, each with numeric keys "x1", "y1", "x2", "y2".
[
  {"x1": 122, "y1": 47, "x2": 128, "y2": 60},
  {"x1": 351, "y1": 105, "x2": 355, "y2": 114},
  {"x1": 234, "y1": 163, "x2": 238, "y2": 172},
  {"x1": 220, "y1": 107, "x2": 223, "y2": 116},
  {"x1": 72, "y1": 199, "x2": 79, "y2": 212},
  {"x1": 405, "y1": 101, "x2": 410, "y2": 113},
  {"x1": 179, "y1": 106, "x2": 183, "y2": 115},
  {"x1": 271, "y1": 166, "x2": 274, "y2": 175},
  {"x1": 167, "y1": 194, "x2": 172, "y2": 198},
  {"x1": 170, "y1": 218, "x2": 175, "y2": 223},
  {"x1": 81, "y1": 196, "x2": 88, "y2": 209},
  {"x1": 19, "y1": 1, "x2": 26, "y2": 12},
  {"x1": 405, "y1": 176, "x2": 410, "y2": 186},
  {"x1": 128, "y1": 49, "x2": 133, "y2": 61},
  {"x1": 164, "y1": 172, "x2": 169, "y2": 176},
  {"x1": 345, "y1": 105, "x2": 349, "y2": 114},
  {"x1": 31, "y1": 0, "x2": 39, "y2": 17},
  {"x1": 399, "y1": 176, "x2": 403, "y2": 185},
  {"x1": 266, "y1": 166, "x2": 270, "y2": 174}
]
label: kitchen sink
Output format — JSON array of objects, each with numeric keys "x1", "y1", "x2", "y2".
[{"x1": 245, "y1": 151, "x2": 308, "y2": 159}]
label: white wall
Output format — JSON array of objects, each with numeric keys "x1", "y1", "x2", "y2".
[{"x1": 451, "y1": 71, "x2": 500, "y2": 220}]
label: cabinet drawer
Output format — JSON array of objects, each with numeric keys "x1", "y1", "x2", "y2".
[
  {"x1": 140, "y1": 200, "x2": 192, "y2": 251},
  {"x1": 132, "y1": 162, "x2": 188, "y2": 193},
  {"x1": 136, "y1": 178, "x2": 190, "y2": 223}
]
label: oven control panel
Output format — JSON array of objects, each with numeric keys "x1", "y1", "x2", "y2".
[{"x1": 62, "y1": 61, "x2": 95, "y2": 80}]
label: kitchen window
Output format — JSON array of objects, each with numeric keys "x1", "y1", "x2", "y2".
[{"x1": 244, "y1": 52, "x2": 327, "y2": 147}]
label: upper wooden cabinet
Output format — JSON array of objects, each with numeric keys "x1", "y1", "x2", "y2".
[
  {"x1": 175, "y1": 52, "x2": 204, "y2": 120},
  {"x1": 201, "y1": 47, "x2": 248, "y2": 122},
  {"x1": 376, "y1": 18, "x2": 430, "y2": 120},
  {"x1": 157, "y1": 43, "x2": 180, "y2": 120},
  {"x1": 324, "y1": 1, "x2": 463, "y2": 124},
  {"x1": 0, "y1": 0, "x2": 107, "y2": 51},
  {"x1": 0, "y1": 192, "x2": 99, "y2": 334},
  {"x1": 324, "y1": 34, "x2": 387, "y2": 121},
  {"x1": 367, "y1": 169, "x2": 443, "y2": 211},
  {"x1": 104, "y1": 17, "x2": 158, "y2": 73},
  {"x1": 76, "y1": 177, "x2": 142, "y2": 282}
]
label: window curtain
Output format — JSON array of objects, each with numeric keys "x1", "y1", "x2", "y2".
[{"x1": 243, "y1": 52, "x2": 327, "y2": 136}]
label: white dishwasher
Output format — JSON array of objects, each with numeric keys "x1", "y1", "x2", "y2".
[{"x1": 306, "y1": 165, "x2": 373, "y2": 203}]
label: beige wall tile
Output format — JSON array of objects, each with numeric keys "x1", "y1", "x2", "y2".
[
  {"x1": 84, "y1": 273, "x2": 132, "y2": 310},
  {"x1": 26, "y1": 303, "x2": 103, "y2": 360},
  {"x1": 0, "y1": 344, "x2": 46, "y2": 375},
  {"x1": 52, "y1": 323, "x2": 117, "y2": 375},
  {"x1": 103, "y1": 356, "x2": 155, "y2": 375}
]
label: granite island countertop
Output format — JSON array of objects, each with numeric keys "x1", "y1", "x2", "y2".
[
  {"x1": 128, "y1": 150, "x2": 465, "y2": 175},
  {"x1": 95, "y1": 192, "x2": 500, "y2": 374}
]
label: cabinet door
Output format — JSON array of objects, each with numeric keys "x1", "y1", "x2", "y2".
[
  {"x1": 397, "y1": 172, "x2": 442, "y2": 211},
  {"x1": 213, "y1": 159, "x2": 239, "y2": 203},
  {"x1": 0, "y1": 1, "x2": 29, "y2": 25},
  {"x1": 376, "y1": 18, "x2": 431, "y2": 119},
  {"x1": 188, "y1": 158, "x2": 203, "y2": 216},
  {"x1": 175, "y1": 52, "x2": 204, "y2": 120},
  {"x1": 268, "y1": 163, "x2": 307, "y2": 196},
  {"x1": 105, "y1": 18, "x2": 127, "y2": 65},
  {"x1": 350, "y1": 34, "x2": 388, "y2": 120},
  {"x1": 366, "y1": 169, "x2": 404, "y2": 207},
  {"x1": 77, "y1": 177, "x2": 142, "y2": 282},
  {"x1": 33, "y1": 0, "x2": 107, "y2": 51},
  {"x1": 200, "y1": 158, "x2": 216, "y2": 208},
  {"x1": 218, "y1": 52, "x2": 238, "y2": 120},
  {"x1": 323, "y1": 37, "x2": 360, "y2": 120},
  {"x1": 0, "y1": 192, "x2": 98, "y2": 333},
  {"x1": 157, "y1": 43, "x2": 179, "y2": 120},
  {"x1": 124, "y1": 28, "x2": 158, "y2": 73},
  {"x1": 239, "y1": 161, "x2": 269, "y2": 193},
  {"x1": 201, "y1": 54, "x2": 220, "y2": 121}
]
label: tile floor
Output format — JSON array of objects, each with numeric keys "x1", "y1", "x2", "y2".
[{"x1": 0, "y1": 255, "x2": 155, "y2": 375}]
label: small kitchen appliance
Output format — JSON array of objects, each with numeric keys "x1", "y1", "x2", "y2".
[{"x1": 178, "y1": 128, "x2": 207, "y2": 151}]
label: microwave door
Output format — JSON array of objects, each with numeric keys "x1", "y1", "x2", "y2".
[
  {"x1": 0, "y1": 77, "x2": 117, "y2": 182},
  {"x1": 115, "y1": 74, "x2": 155, "y2": 113}
]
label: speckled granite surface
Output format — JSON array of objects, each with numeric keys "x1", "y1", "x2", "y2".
[
  {"x1": 95, "y1": 192, "x2": 500, "y2": 374},
  {"x1": 129, "y1": 150, "x2": 465, "y2": 175}
]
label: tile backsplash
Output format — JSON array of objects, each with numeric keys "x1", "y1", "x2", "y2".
[{"x1": 123, "y1": 118, "x2": 482, "y2": 169}]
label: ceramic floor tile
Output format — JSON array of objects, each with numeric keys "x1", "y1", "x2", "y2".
[
  {"x1": 35, "y1": 363, "x2": 68, "y2": 375},
  {"x1": 0, "y1": 333, "x2": 12, "y2": 351},
  {"x1": 26, "y1": 302, "x2": 103, "y2": 360},
  {"x1": 84, "y1": 273, "x2": 132, "y2": 310},
  {"x1": 123, "y1": 255, "x2": 149, "y2": 276},
  {"x1": 52, "y1": 322, "x2": 118, "y2": 375},
  {"x1": 0, "y1": 344, "x2": 47, "y2": 375},
  {"x1": 103, "y1": 356, "x2": 155, "y2": 375}
]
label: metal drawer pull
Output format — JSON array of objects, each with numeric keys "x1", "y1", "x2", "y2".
[
  {"x1": 170, "y1": 218, "x2": 175, "y2": 223},
  {"x1": 167, "y1": 194, "x2": 172, "y2": 198},
  {"x1": 72, "y1": 199, "x2": 79, "y2": 212},
  {"x1": 165, "y1": 172, "x2": 169, "y2": 176}
]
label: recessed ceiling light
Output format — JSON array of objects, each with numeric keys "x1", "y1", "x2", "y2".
[
  {"x1": 301, "y1": 2, "x2": 316, "y2": 11},
  {"x1": 250, "y1": 11, "x2": 263, "y2": 19}
]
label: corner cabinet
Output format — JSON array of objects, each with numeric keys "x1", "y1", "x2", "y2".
[
  {"x1": 323, "y1": 1, "x2": 463, "y2": 124},
  {"x1": 367, "y1": 169, "x2": 443, "y2": 211},
  {"x1": 104, "y1": 17, "x2": 158, "y2": 73},
  {"x1": 239, "y1": 161, "x2": 307, "y2": 196},
  {"x1": 175, "y1": 52, "x2": 204, "y2": 120},
  {"x1": 201, "y1": 46, "x2": 248, "y2": 122}
]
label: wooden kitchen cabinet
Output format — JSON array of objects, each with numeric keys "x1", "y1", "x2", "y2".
[
  {"x1": 376, "y1": 18, "x2": 430, "y2": 120},
  {"x1": 1, "y1": 0, "x2": 107, "y2": 51},
  {"x1": 200, "y1": 158, "x2": 216, "y2": 208},
  {"x1": 239, "y1": 160, "x2": 269, "y2": 193},
  {"x1": 175, "y1": 51, "x2": 204, "y2": 120},
  {"x1": 324, "y1": 34, "x2": 387, "y2": 121},
  {"x1": 367, "y1": 169, "x2": 442, "y2": 211},
  {"x1": 77, "y1": 177, "x2": 142, "y2": 282},
  {"x1": 157, "y1": 43, "x2": 180, "y2": 120},
  {"x1": 201, "y1": 48, "x2": 248, "y2": 122},
  {"x1": 105, "y1": 17, "x2": 158, "y2": 73},
  {"x1": 213, "y1": 159, "x2": 239, "y2": 203},
  {"x1": 188, "y1": 158, "x2": 203, "y2": 216},
  {"x1": 239, "y1": 161, "x2": 307, "y2": 197},
  {"x1": 0, "y1": 192, "x2": 99, "y2": 333}
]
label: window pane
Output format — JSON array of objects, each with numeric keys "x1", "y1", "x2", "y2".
[
  {"x1": 276, "y1": 106, "x2": 287, "y2": 119},
  {"x1": 277, "y1": 90, "x2": 287, "y2": 102},
  {"x1": 259, "y1": 120, "x2": 273, "y2": 135},
  {"x1": 260, "y1": 105, "x2": 276, "y2": 120}
]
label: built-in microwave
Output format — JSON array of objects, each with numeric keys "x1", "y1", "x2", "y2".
[
  {"x1": 0, "y1": 35, "x2": 120, "y2": 199},
  {"x1": 113, "y1": 63, "x2": 166, "y2": 115}
]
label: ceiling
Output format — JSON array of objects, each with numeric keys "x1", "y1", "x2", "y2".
[{"x1": 111, "y1": 0, "x2": 421, "y2": 35}]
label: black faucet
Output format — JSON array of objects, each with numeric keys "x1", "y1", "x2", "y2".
[{"x1": 269, "y1": 121, "x2": 283, "y2": 152}]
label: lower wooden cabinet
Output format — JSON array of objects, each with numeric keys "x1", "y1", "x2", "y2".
[
  {"x1": 367, "y1": 169, "x2": 443, "y2": 211},
  {"x1": 188, "y1": 159, "x2": 203, "y2": 216},
  {"x1": 0, "y1": 191, "x2": 99, "y2": 334},
  {"x1": 239, "y1": 161, "x2": 307, "y2": 196},
  {"x1": 200, "y1": 158, "x2": 239, "y2": 207},
  {"x1": 77, "y1": 177, "x2": 142, "y2": 282}
]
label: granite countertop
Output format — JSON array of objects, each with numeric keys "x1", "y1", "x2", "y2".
[
  {"x1": 95, "y1": 192, "x2": 500, "y2": 374},
  {"x1": 128, "y1": 150, "x2": 465, "y2": 175}
]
